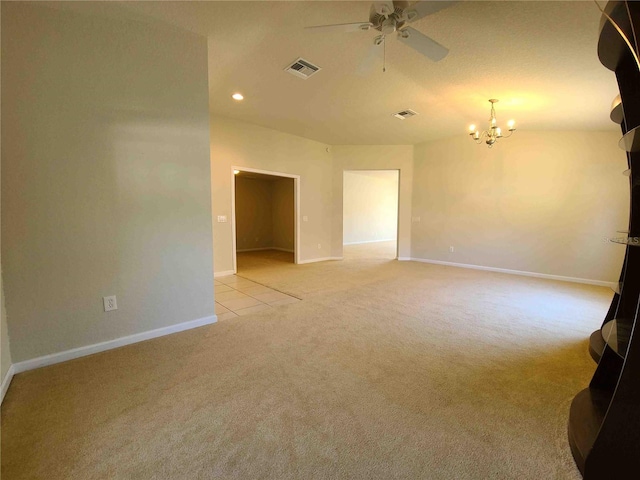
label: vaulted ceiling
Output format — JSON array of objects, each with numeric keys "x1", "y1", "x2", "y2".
[{"x1": 61, "y1": 1, "x2": 621, "y2": 145}]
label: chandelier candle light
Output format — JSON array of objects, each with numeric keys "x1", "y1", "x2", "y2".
[{"x1": 468, "y1": 99, "x2": 516, "y2": 147}]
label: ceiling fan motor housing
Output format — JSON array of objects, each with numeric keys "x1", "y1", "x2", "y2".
[
  {"x1": 370, "y1": 1, "x2": 410, "y2": 34},
  {"x1": 380, "y1": 17, "x2": 397, "y2": 34}
]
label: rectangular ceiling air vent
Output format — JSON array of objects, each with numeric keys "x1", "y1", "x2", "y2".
[
  {"x1": 285, "y1": 58, "x2": 321, "y2": 79},
  {"x1": 393, "y1": 109, "x2": 419, "y2": 120}
]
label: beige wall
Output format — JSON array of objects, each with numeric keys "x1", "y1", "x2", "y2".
[
  {"x1": 343, "y1": 170, "x2": 399, "y2": 245},
  {"x1": 235, "y1": 177, "x2": 274, "y2": 251},
  {"x1": 211, "y1": 116, "x2": 333, "y2": 273},
  {"x1": 272, "y1": 178, "x2": 295, "y2": 252},
  {"x1": 0, "y1": 14, "x2": 11, "y2": 378},
  {"x1": 331, "y1": 146, "x2": 414, "y2": 258},
  {"x1": 411, "y1": 131, "x2": 628, "y2": 283},
  {"x1": 210, "y1": 122, "x2": 413, "y2": 272},
  {"x1": 1, "y1": 3, "x2": 214, "y2": 362}
]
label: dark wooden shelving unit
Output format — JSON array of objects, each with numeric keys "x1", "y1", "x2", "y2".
[
  {"x1": 589, "y1": 94, "x2": 628, "y2": 363},
  {"x1": 588, "y1": 97, "x2": 628, "y2": 363},
  {"x1": 587, "y1": 329, "x2": 606, "y2": 363},
  {"x1": 568, "y1": 388, "x2": 612, "y2": 472},
  {"x1": 568, "y1": 2, "x2": 640, "y2": 478},
  {"x1": 611, "y1": 94, "x2": 624, "y2": 123},
  {"x1": 601, "y1": 318, "x2": 633, "y2": 357},
  {"x1": 620, "y1": 125, "x2": 640, "y2": 152}
]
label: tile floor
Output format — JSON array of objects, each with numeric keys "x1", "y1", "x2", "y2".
[{"x1": 214, "y1": 275, "x2": 300, "y2": 321}]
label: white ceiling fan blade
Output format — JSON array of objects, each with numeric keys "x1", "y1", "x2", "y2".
[
  {"x1": 404, "y1": 1, "x2": 457, "y2": 23},
  {"x1": 356, "y1": 38, "x2": 384, "y2": 76},
  {"x1": 397, "y1": 27, "x2": 449, "y2": 61},
  {"x1": 305, "y1": 22, "x2": 373, "y2": 33}
]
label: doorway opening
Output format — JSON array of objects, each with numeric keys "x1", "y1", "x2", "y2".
[
  {"x1": 231, "y1": 167, "x2": 300, "y2": 274},
  {"x1": 343, "y1": 170, "x2": 399, "y2": 260}
]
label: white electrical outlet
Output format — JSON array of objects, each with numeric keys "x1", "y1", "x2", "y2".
[
  {"x1": 303, "y1": 216, "x2": 309, "y2": 222},
  {"x1": 103, "y1": 295, "x2": 117, "y2": 312},
  {"x1": 217, "y1": 215, "x2": 227, "y2": 223},
  {"x1": 318, "y1": 243, "x2": 321, "y2": 249},
  {"x1": 449, "y1": 246, "x2": 455, "y2": 253}
]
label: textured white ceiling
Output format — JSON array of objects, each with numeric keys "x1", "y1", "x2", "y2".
[{"x1": 111, "y1": 1, "x2": 619, "y2": 145}]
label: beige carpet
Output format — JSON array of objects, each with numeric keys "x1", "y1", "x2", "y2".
[{"x1": 1, "y1": 244, "x2": 609, "y2": 479}]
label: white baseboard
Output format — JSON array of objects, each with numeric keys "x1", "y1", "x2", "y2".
[
  {"x1": 406, "y1": 257, "x2": 616, "y2": 288},
  {"x1": 298, "y1": 256, "x2": 343, "y2": 264},
  {"x1": 343, "y1": 239, "x2": 396, "y2": 246},
  {"x1": 397, "y1": 256, "x2": 411, "y2": 261},
  {"x1": 12, "y1": 315, "x2": 217, "y2": 375},
  {"x1": 236, "y1": 247, "x2": 294, "y2": 253},
  {"x1": 214, "y1": 270, "x2": 235, "y2": 278},
  {"x1": 1, "y1": 364, "x2": 15, "y2": 404}
]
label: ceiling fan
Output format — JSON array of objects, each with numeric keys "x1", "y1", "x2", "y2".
[{"x1": 306, "y1": 1, "x2": 455, "y2": 67}]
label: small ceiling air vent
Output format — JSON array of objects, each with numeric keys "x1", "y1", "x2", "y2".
[
  {"x1": 393, "y1": 109, "x2": 419, "y2": 120},
  {"x1": 285, "y1": 58, "x2": 321, "y2": 79}
]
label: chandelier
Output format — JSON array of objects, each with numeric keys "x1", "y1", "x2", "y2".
[{"x1": 468, "y1": 99, "x2": 516, "y2": 147}]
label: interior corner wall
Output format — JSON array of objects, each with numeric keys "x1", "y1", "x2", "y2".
[
  {"x1": 411, "y1": 131, "x2": 628, "y2": 283},
  {"x1": 330, "y1": 146, "x2": 414, "y2": 259},
  {"x1": 235, "y1": 177, "x2": 274, "y2": 251},
  {"x1": 272, "y1": 178, "x2": 295, "y2": 252},
  {"x1": 1, "y1": 3, "x2": 214, "y2": 363},
  {"x1": 1, "y1": 274, "x2": 12, "y2": 381},
  {"x1": 210, "y1": 116, "x2": 332, "y2": 273},
  {"x1": 343, "y1": 171, "x2": 399, "y2": 245}
]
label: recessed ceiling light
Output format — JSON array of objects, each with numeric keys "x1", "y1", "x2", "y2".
[{"x1": 232, "y1": 93, "x2": 244, "y2": 101}]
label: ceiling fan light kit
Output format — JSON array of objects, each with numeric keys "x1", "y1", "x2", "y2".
[
  {"x1": 469, "y1": 99, "x2": 516, "y2": 148},
  {"x1": 305, "y1": 1, "x2": 455, "y2": 70}
]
